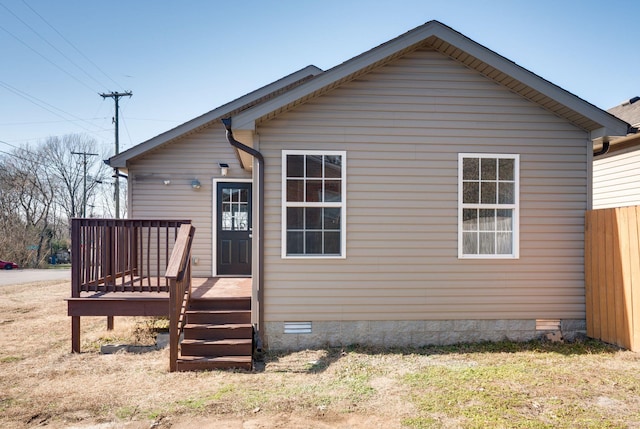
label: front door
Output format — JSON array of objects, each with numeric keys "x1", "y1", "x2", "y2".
[{"x1": 217, "y1": 182, "x2": 252, "y2": 276}]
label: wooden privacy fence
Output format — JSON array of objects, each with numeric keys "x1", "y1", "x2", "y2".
[{"x1": 585, "y1": 205, "x2": 640, "y2": 351}]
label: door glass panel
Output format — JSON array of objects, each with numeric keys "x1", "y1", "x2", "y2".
[{"x1": 221, "y1": 187, "x2": 249, "y2": 231}]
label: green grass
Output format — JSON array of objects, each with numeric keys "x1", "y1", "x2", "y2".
[{"x1": 399, "y1": 340, "x2": 637, "y2": 428}]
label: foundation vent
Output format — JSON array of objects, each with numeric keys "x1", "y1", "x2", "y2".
[
  {"x1": 284, "y1": 321, "x2": 312, "y2": 334},
  {"x1": 536, "y1": 319, "x2": 561, "y2": 331}
]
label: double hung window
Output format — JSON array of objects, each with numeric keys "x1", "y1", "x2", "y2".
[
  {"x1": 282, "y1": 150, "x2": 346, "y2": 258},
  {"x1": 459, "y1": 153, "x2": 519, "y2": 258}
]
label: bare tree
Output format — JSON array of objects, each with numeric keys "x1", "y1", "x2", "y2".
[
  {"x1": 0, "y1": 134, "x2": 111, "y2": 267},
  {"x1": 0, "y1": 145, "x2": 56, "y2": 266},
  {"x1": 43, "y1": 134, "x2": 110, "y2": 220}
]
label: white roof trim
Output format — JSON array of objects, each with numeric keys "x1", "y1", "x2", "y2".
[
  {"x1": 109, "y1": 65, "x2": 323, "y2": 168},
  {"x1": 231, "y1": 21, "x2": 628, "y2": 139}
]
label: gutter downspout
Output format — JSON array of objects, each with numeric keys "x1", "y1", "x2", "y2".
[
  {"x1": 593, "y1": 141, "x2": 610, "y2": 157},
  {"x1": 221, "y1": 117, "x2": 265, "y2": 354}
]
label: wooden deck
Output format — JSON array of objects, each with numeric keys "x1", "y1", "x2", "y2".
[
  {"x1": 67, "y1": 277, "x2": 252, "y2": 317},
  {"x1": 69, "y1": 219, "x2": 254, "y2": 370}
]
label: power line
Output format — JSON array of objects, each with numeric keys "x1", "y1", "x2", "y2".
[
  {"x1": 21, "y1": 0, "x2": 124, "y2": 91},
  {"x1": 0, "y1": 117, "x2": 108, "y2": 126},
  {"x1": 0, "y1": 22, "x2": 96, "y2": 94},
  {"x1": 0, "y1": 80, "x2": 105, "y2": 138},
  {"x1": 0, "y1": 2, "x2": 109, "y2": 91},
  {"x1": 0, "y1": 148, "x2": 48, "y2": 168}
]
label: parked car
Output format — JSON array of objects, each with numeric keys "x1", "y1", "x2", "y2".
[{"x1": 0, "y1": 260, "x2": 19, "y2": 270}]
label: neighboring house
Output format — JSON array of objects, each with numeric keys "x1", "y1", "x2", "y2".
[
  {"x1": 593, "y1": 97, "x2": 640, "y2": 209},
  {"x1": 109, "y1": 21, "x2": 629, "y2": 350}
]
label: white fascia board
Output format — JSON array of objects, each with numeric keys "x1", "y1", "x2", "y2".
[
  {"x1": 109, "y1": 65, "x2": 323, "y2": 168},
  {"x1": 233, "y1": 21, "x2": 628, "y2": 138},
  {"x1": 232, "y1": 22, "x2": 446, "y2": 130},
  {"x1": 437, "y1": 28, "x2": 629, "y2": 137}
]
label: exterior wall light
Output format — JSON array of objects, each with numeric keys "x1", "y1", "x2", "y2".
[
  {"x1": 219, "y1": 162, "x2": 229, "y2": 177},
  {"x1": 163, "y1": 179, "x2": 171, "y2": 185},
  {"x1": 191, "y1": 179, "x2": 201, "y2": 189}
]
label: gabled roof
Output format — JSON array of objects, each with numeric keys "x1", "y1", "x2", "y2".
[
  {"x1": 109, "y1": 65, "x2": 323, "y2": 168},
  {"x1": 231, "y1": 20, "x2": 629, "y2": 140}
]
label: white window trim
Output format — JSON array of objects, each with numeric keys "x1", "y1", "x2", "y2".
[
  {"x1": 281, "y1": 150, "x2": 347, "y2": 259},
  {"x1": 458, "y1": 153, "x2": 520, "y2": 259}
]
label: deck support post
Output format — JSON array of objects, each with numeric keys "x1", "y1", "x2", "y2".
[
  {"x1": 107, "y1": 316, "x2": 114, "y2": 330},
  {"x1": 72, "y1": 316, "x2": 81, "y2": 353}
]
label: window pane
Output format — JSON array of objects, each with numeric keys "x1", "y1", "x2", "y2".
[
  {"x1": 306, "y1": 180, "x2": 323, "y2": 202},
  {"x1": 496, "y1": 209, "x2": 513, "y2": 231},
  {"x1": 463, "y1": 158, "x2": 479, "y2": 180},
  {"x1": 239, "y1": 189, "x2": 248, "y2": 203},
  {"x1": 325, "y1": 155, "x2": 342, "y2": 178},
  {"x1": 287, "y1": 207, "x2": 304, "y2": 229},
  {"x1": 324, "y1": 180, "x2": 341, "y2": 202},
  {"x1": 481, "y1": 158, "x2": 497, "y2": 180},
  {"x1": 463, "y1": 232, "x2": 477, "y2": 254},
  {"x1": 499, "y1": 158, "x2": 514, "y2": 181},
  {"x1": 306, "y1": 155, "x2": 323, "y2": 178},
  {"x1": 305, "y1": 232, "x2": 323, "y2": 254},
  {"x1": 479, "y1": 232, "x2": 495, "y2": 254},
  {"x1": 222, "y1": 203, "x2": 232, "y2": 231},
  {"x1": 324, "y1": 232, "x2": 340, "y2": 254},
  {"x1": 324, "y1": 208, "x2": 341, "y2": 229},
  {"x1": 287, "y1": 155, "x2": 304, "y2": 177},
  {"x1": 481, "y1": 182, "x2": 496, "y2": 204},
  {"x1": 498, "y1": 182, "x2": 514, "y2": 204},
  {"x1": 496, "y1": 232, "x2": 513, "y2": 254},
  {"x1": 479, "y1": 209, "x2": 495, "y2": 231},
  {"x1": 305, "y1": 208, "x2": 322, "y2": 229},
  {"x1": 463, "y1": 209, "x2": 477, "y2": 231},
  {"x1": 463, "y1": 182, "x2": 479, "y2": 204},
  {"x1": 287, "y1": 179, "x2": 304, "y2": 202},
  {"x1": 287, "y1": 232, "x2": 303, "y2": 254},
  {"x1": 222, "y1": 188, "x2": 231, "y2": 202}
]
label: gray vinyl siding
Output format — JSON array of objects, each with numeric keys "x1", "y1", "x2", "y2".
[
  {"x1": 127, "y1": 125, "x2": 251, "y2": 277},
  {"x1": 258, "y1": 48, "x2": 589, "y2": 322},
  {"x1": 593, "y1": 149, "x2": 640, "y2": 209}
]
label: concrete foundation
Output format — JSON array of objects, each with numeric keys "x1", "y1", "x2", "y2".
[{"x1": 264, "y1": 319, "x2": 587, "y2": 350}]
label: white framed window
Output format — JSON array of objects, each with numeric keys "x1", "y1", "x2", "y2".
[
  {"x1": 282, "y1": 150, "x2": 346, "y2": 258},
  {"x1": 458, "y1": 153, "x2": 519, "y2": 259}
]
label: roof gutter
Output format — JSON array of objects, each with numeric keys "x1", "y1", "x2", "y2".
[
  {"x1": 221, "y1": 117, "x2": 265, "y2": 355},
  {"x1": 594, "y1": 130, "x2": 640, "y2": 157}
]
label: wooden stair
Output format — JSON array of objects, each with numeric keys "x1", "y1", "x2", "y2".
[{"x1": 176, "y1": 297, "x2": 253, "y2": 371}]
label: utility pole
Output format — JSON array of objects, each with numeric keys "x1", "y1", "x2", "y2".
[
  {"x1": 71, "y1": 151, "x2": 99, "y2": 218},
  {"x1": 100, "y1": 90, "x2": 132, "y2": 218}
]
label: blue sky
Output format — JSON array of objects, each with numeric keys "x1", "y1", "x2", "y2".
[{"x1": 1, "y1": 0, "x2": 638, "y2": 156}]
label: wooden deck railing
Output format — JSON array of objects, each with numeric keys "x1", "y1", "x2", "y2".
[
  {"x1": 166, "y1": 223, "x2": 196, "y2": 372},
  {"x1": 71, "y1": 218, "x2": 191, "y2": 297}
]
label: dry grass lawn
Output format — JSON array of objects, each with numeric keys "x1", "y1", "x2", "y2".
[{"x1": 2, "y1": 279, "x2": 640, "y2": 429}]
